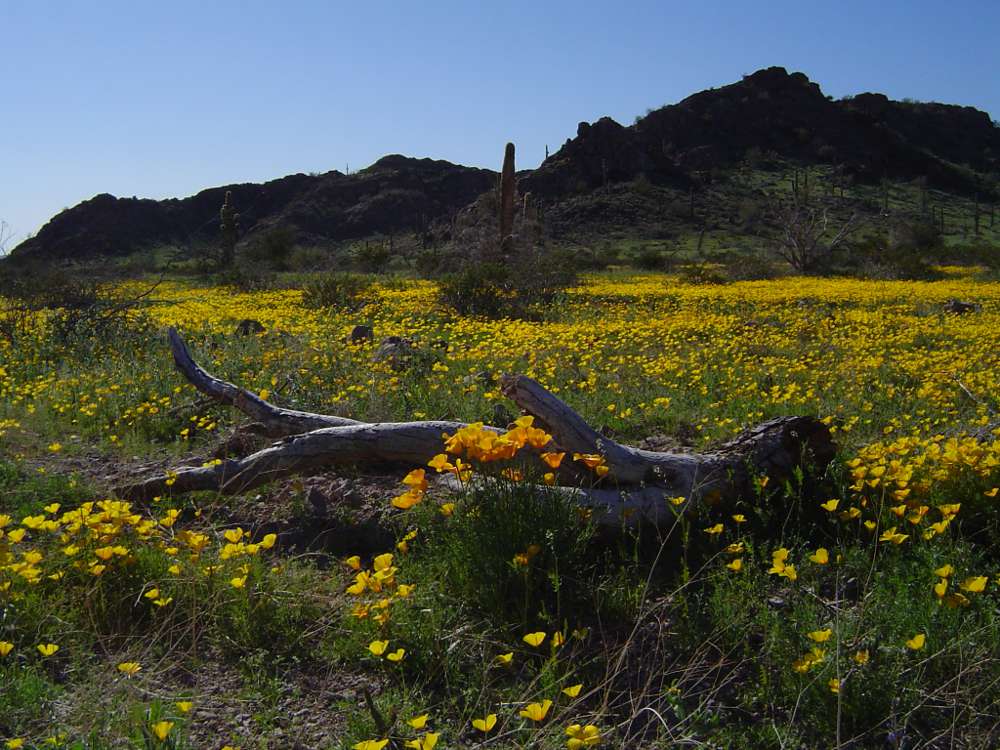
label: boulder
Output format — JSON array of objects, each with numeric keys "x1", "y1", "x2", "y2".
[
  {"x1": 349, "y1": 324, "x2": 374, "y2": 343},
  {"x1": 943, "y1": 299, "x2": 980, "y2": 314},
  {"x1": 234, "y1": 319, "x2": 265, "y2": 336}
]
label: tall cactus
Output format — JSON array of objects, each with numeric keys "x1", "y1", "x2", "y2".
[
  {"x1": 219, "y1": 190, "x2": 240, "y2": 267},
  {"x1": 499, "y1": 143, "x2": 516, "y2": 256}
]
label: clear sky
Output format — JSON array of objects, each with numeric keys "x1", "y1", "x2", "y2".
[{"x1": 3, "y1": 0, "x2": 998, "y2": 247}]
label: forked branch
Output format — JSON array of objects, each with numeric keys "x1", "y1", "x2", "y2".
[{"x1": 118, "y1": 329, "x2": 836, "y2": 528}]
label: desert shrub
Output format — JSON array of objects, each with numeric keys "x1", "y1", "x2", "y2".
[
  {"x1": 557, "y1": 246, "x2": 614, "y2": 271},
  {"x1": 0, "y1": 264, "x2": 100, "y2": 308},
  {"x1": 302, "y1": 271, "x2": 373, "y2": 311},
  {"x1": 892, "y1": 218, "x2": 942, "y2": 254},
  {"x1": 438, "y1": 263, "x2": 513, "y2": 317},
  {"x1": 413, "y1": 248, "x2": 450, "y2": 277},
  {"x1": 286, "y1": 245, "x2": 330, "y2": 271},
  {"x1": 676, "y1": 261, "x2": 729, "y2": 285},
  {"x1": 631, "y1": 173, "x2": 656, "y2": 195},
  {"x1": 245, "y1": 226, "x2": 296, "y2": 270},
  {"x1": 217, "y1": 264, "x2": 281, "y2": 291},
  {"x1": 942, "y1": 241, "x2": 1000, "y2": 270},
  {"x1": 722, "y1": 251, "x2": 780, "y2": 281},
  {"x1": 737, "y1": 197, "x2": 765, "y2": 228},
  {"x1": 438, "y1": 255, "x2": 577, "y2": 319},
  {"x1": 352, "y1": 241, "x2": 392, "y2": 273},
  {"x1": 633, "y1": 245, "x2": 667, "y2": 270},
  {"x1": 574, "y1": 249, "x2": 611, "y2": 270},
  {"x1": 411, "y1": 476, "x2": 598, "y2": 625},
  {"x1": 0, "y1": 263, "x2": 158, "y2": 349},
  {"x1": 838, "y1": 235, "x2": 941, "y2": 280}
]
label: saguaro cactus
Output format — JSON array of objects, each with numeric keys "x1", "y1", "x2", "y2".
[
  {"x1": 219, "y1": 191, "x2": 240, "y2": 267},
  {"x1": 499, "y1": 142, "x2": 516, "y2": 256}
]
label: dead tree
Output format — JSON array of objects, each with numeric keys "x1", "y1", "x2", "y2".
[
  {"x1": 117, "y1": 329, "x2": 836, "y2": 529},
  {"x1": 773, "y1": 196, "x2": 861, "y2": 272}
]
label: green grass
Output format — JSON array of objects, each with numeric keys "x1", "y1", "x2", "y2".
[{"x1": 4, "y1": 262, "x2": 1000, "y2": 746}]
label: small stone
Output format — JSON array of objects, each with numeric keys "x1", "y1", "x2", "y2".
[
  {"x1": 372, "y1": 336, "x2": 416, "y2": 368},
  {"x1": 349, "y1": 324, "x2": 374, "y2": 343},
  {"x1": 234, "y1": 318, "x2": 265, "y2": 336},
  {"x1": 307, "y1": 487, "x2": 329, "y2": 516},
  {"x1": 943, "y1": 299, "x2": 979, "y2": 314}
]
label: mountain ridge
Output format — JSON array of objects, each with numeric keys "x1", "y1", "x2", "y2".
[{"x1": 11, "y1": 67, "x2": 999, "y2": 262}]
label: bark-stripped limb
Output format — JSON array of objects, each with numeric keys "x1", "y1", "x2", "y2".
[{"x1": 117, "y1": 328, "x2": 836, "y2": 528}]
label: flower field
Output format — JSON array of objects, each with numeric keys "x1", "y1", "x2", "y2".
[{"x1": 2, "y1": 269, "x2": 1000, "y2": 748}]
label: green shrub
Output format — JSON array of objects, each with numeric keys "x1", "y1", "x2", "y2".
[
  {"x1": 413, "y1": 248, "x2": 453, "y2": 277},
  {"x1": 412, "y1": 476, "x2": 596, "y2": 626},
  {"x1": 838, "y1": 236, "x2": 941, "y2": 280},
  {"x1": 633, "y1": 245, "x2": 667, "y2": 270},
  {"x1": 216, "y1": 264, "x2": 281, "y2": 292},
  {"x1": 438, "y1": 263, "x2": 512, "y2": 317},
  {"x1": 245, "y1": 227, "x2": 296, "y2": 270},
  {"x1": 352, "y1": 241, "x2": 392, "y2": 273},
  {"x1": 438, "y1": 255, "x2": 577, "y2": 319},
  {"x1": 286, "y1": 246, "x2": 330, "y2": 271},
  {"x1": 302, "y1": 271, "x2": 373, "y2": 311}
]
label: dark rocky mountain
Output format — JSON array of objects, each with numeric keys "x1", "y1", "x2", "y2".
[
  {"x1": 11, "y1": 67, "x2": 999, "y2": 261},
  {"x1": 522, "y1": 67, "x2": 998, "y2": 199},
  {"x1": 11, "y1": 156, "x2": 496, "y2": 262}
]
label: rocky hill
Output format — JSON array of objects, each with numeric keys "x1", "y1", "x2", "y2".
[
  {"x1": 523, "y1": 67, "x2": 998, "y2": 198},
  {"x1": 11, "y1": 67, "x2": 999, "y2": 262},
  {"x1": 11, "y1": 156, "x2": 496, "y2": 262}
]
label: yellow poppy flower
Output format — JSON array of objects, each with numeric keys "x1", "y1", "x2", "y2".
[
  {"x1": 522, "y1": 631, "x2": 547, "y2": 647},
  {"x1": 565, "y1": 723, "x2": 602, "y2": 748},
  {"x1": 150, "y1": 721, "x2": 173, "y2": 741},
  {"x1": 117, "y1": 662, "x2": 141, "y2": 676},
  {"x1": 472, "y1": 714, "x2": 497, "y2": 732},
  {"x1": 519, "y1": 699, "x2": 553, "y2": 722},
  {"x1": 808, "y1": 548, "x2": 829, "y2": 564},
  {"x1": 223, "y1": 528, "x2": 244, "y2": 543},
  {"x1": 959, "y1": 576, "x2": 987, "y2": 593},
  {"x1": 404, "y1": 733, "x2": 439, "y2": 750}
]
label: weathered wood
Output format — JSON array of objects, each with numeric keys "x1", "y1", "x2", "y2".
[
  {"x1": 120, "y1": 421, "x2": 487, "y2": 500},
  {"x1": 169, "y1": 327, "x2": 359, "y2": 437},
  {"x1": 119, "y1": 329, "x2": 837, "y2": 528}
]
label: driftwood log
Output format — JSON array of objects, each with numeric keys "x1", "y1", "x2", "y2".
[{"x1": 117, "y1": 328, "x2": 836, "y2": 527}]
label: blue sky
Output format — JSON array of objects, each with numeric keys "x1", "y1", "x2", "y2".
[{"x1": 3, "y1": 0, "x2": 998, "y2": 246}]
